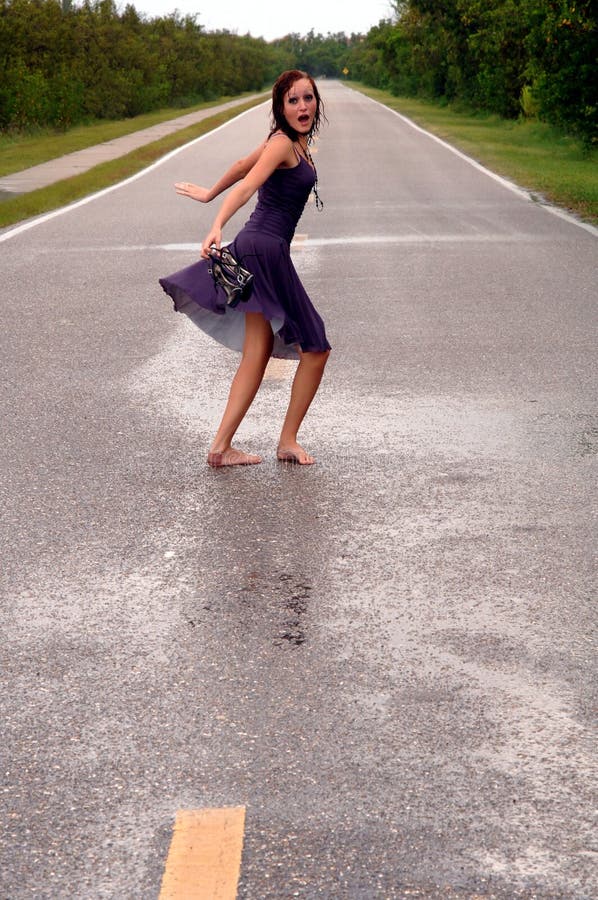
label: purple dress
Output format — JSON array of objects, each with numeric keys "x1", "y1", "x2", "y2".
[{"x1": 159, "y1": 154, "x2": 331, "y2": 360}]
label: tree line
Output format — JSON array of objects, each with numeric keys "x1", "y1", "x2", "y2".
[
  {"x1": 347, "y1": 0, "x2": 597, "y2": 146},
  {"x1": 1, "y1": 0, "x2": 595, "y2": 145},
  {"x1": 0, "y1": 0, "x2": 295, "y2": 129}
]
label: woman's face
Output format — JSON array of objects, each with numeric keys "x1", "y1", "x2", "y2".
[{"x1": 283, "y1": 77, "x2": 317, "y2": 136}]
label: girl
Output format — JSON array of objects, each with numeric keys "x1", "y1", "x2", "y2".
[{"x1": 159, "y1": 70, "x2": 331, "y2": 467}]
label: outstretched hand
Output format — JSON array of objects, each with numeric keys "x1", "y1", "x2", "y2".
[{"x1": 174, "y1": 182, "x2": 211, "y2": 202}]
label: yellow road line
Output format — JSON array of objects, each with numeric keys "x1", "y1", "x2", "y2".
[{"x1": 159, "y1": 807, "x2": 246, "y2": 900}]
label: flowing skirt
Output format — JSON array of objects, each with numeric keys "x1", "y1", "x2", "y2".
[{"x1": 159, "y1": 228, "x2": 331, "y2": 361}]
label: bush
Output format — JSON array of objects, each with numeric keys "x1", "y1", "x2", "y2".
[
  {"x1": 528, "y1": 1, "x2": 598, "y2": 147},
  {"x1": 520, "y1": 84, "x2": 540, "y2": 119},
  {"x1": 1, "y1": 65, "x2": 48, "y2": 128}
]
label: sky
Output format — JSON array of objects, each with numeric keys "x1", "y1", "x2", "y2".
[{"x1": 129, "y1": 0, "x2": 394, "y2": 40}]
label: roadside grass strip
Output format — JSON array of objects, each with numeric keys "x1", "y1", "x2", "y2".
[
  {"x1": 0, "y1": 97, "x2": 267, "y2": 230},
  {"x1": 348, "y1": 83, "x2": 598, "y2": 227},
  {"x1": 0, "y1": 93, "x2": 267, "y2": 177},
  {"x1": 159, "y1": 807, "x2": 246, "y2": 899}
]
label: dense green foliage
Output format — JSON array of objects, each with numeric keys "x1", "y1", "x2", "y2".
[
  {"x1": 1, "y1": 0, "x2": 595, "y2": 145},
  {"x1": 270, "y1": 30, "x2": 353, "y2": 78},
  {"x1": 0, "y1": 0, "x2": 289, "y2": 129},
  {"x1": 347, "y1": 1, "x2": 597, "y2": 146}
]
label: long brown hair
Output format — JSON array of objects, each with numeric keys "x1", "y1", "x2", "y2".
[{"x1": 269, "y1": 70, "x2": 326, "y2": 142}]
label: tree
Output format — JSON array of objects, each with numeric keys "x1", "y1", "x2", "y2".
[{"x1": 527, "y1": 0, "x2": 597, "y2": 145}]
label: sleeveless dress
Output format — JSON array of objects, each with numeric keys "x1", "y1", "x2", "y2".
[{"x1": 159, "y1": 151, "x2": 331, "y2": 361}]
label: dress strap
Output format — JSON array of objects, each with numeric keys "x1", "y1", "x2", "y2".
[{"x1": 270, "y1": 131, "x2": 302, "y2": 165}]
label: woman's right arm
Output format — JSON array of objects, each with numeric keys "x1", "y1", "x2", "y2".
[
  {"x1": 200, "y1": 135, "x2": 294, "y2": 257},
  {"x1": 174, "y1": 141, "x2": 267, "y2": 203}
]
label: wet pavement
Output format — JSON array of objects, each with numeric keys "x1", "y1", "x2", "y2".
[{"x1": 0, "y1": 81, "x2": 596, "y2": 898}]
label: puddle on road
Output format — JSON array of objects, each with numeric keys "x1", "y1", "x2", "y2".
[
  {"x1": 578, "y1": 422, "x2": 598, "y2": 455},
  {"x1": 130, "y1": 323, "x2": 537, "y2": 463},
  {"x1": 274, "y1": 578, "x2": 311, "y2": 648}
]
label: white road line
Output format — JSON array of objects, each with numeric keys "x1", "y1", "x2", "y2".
[
  {"x1": 0, "y1": 103, "x2": 268, "y2": 244},
  {"x1": 47, "y1": 233, "x2": 557, "y2": 254},
  {"x1": 356, "y1": 89, "x2": 598, "y2": 238},
  {"x1": 3, "y1": 86, "x2": 595, "y2": 244}
]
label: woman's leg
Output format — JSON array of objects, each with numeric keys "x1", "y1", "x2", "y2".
[
  {"x1": 278, "y1": 349, "x2": 330, "y2": 465},
  {"x1": 208, "y1": 312, "x2": 274, "y2": 467}
]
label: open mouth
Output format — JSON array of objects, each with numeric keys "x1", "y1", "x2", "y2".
[{"x1": 298, "y1": 114, "x2": 310, "y2": 125}]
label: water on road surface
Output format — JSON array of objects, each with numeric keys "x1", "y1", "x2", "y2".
[{"x1": 1, "y1": 81, "x2": 596, "y2": 898}]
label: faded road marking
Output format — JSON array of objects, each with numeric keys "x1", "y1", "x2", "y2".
[
  {"x1": 263, "y1": 357, "x2": 296, "y2": 381},
  {"x1": 159, "y1": 807, "x2": 246, "y2": 900},
  {"x1": 0, "y1": 104, "x2": 267, "y2": 244},
  {"x1": 57, "y1": 232, "x2": 557, "y2": 254}
]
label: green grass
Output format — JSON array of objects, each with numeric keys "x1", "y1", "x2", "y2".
[
  {"x1": 349, "y1": 83, "x2": 598, "y2": 225},
  {"x1": 0, "y1": 91, "x2": 265, "y2": 177},
  {"x1": 0, "y1": 95, "x2": 268, "y2": 229}
]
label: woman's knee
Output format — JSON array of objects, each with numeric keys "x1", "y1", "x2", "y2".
[{"x1": 302, "y1": 349, "x2": 330, "y2": 370}]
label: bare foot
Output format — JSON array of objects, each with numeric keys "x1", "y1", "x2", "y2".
[
  {"x1": 207, "y1": 447, "x2": 262, "y2": 468},
  {"x1": 277, "y1": 442, "x2": 315, "y2": 465}
]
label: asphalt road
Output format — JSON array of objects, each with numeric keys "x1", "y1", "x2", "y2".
[{"x1": 1, "y1": 81, "x2": 596, "y2": 898}]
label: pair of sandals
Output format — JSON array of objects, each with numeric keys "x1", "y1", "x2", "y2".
[{"x1": 207, "y1": 246, "x2": 254, "y2": 308}]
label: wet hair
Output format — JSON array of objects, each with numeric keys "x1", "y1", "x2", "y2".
[{"x1": 269, "y1": 69, "x2": 326, "y2": 143}]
